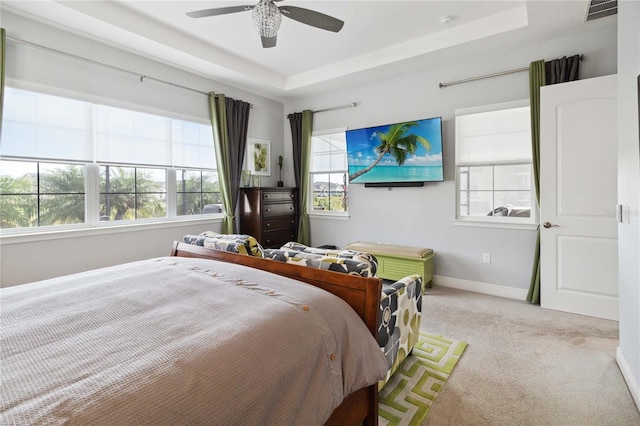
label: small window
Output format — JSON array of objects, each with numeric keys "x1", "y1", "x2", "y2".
[
  {"x1": 310, "y1": 131, "x2": 348, "y2": 213},
  {"x1": 0, "y1": 160, "x2": 86, "y2": 228},
  {"x1": 99, "y1": 165, "x2": 167, "y2": 221},
  {"x1": 455, "y1": 101, "x2": 537, "y2": 225},
  {"x1": 176, "y1": 169, "x2": 221, "y2": 215}
]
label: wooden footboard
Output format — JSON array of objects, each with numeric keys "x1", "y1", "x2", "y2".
[{"x1": 171, "y1": 241, "x2": 382, "y2": 425}]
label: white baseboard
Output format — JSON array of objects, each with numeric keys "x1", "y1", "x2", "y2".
[
  {"x1": 432, "y1": 275, "x2": 528, "y2": 300},
  {"x1": 617, "y1": 346, "x2": 640, "y2": 412}
]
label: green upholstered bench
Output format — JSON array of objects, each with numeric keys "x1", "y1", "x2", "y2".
[{"x1": 346, "y1": 241, "x2": 435, "y2": 291}]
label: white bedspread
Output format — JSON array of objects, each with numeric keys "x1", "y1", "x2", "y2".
[{"x1": 0, "y1": 257, "x2": 388, "y2": 425}]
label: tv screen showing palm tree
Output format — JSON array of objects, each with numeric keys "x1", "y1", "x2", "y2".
[{"x1": 346, "y1": 117, "x2": 443, "y2": 184}]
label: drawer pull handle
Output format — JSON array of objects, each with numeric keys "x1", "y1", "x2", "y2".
[
  {"x1": 266, "y1": 208, "x2": 271, "y2": 212},
  {"x1": 266, "y1": 223, "x2": 270, "y2": 227}
]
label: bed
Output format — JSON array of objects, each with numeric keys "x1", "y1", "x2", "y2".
[{"x1": 0, "y1": 242, "x2": 387, "y2": 425}]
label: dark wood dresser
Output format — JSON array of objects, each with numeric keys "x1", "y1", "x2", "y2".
[{"x1": 239, "y1": 187, "x2": 298, "y2": 248}]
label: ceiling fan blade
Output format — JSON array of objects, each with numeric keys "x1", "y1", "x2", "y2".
[
  {"x1": 279, "y1": 6, "x2": 344, "y2": 33},
  {"x1": 186, "y1": 6, "x2": 253, "y2": 19},
  {"x1": 261, "y1": 35, "x2": 277, "y2": 48}
]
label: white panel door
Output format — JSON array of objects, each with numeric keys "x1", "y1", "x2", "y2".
[{"x1": 540, "y1": 75, "x2": 618, "y2": 321}]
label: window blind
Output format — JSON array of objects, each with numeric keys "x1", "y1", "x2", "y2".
[
  {"x1": 1, "y1": 88, "x2": 93, "y2": 162},
  {"x1": 455, "y1": 105, "x2": 531, "y2": 165},
  {"x1": 1, "y1": 87, "x2": 216, "y2": 169},
  {"x1": 311, "y1": 132, "x2": 347, "y2": 172}
]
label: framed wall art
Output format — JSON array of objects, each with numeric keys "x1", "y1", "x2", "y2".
[{"x1": 246, "y1": 138, "x2": 271, "y2": 176}]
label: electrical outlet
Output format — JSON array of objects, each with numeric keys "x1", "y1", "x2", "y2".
[{"x1": 483, "y1": 252, "x2": 491, "y2": 264}]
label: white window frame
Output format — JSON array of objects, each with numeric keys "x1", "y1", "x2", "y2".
[
  {"x1": 453, "y1": 100, "x2": 539, "y2": 230},
  {"x1": 0, "y1": 86, "x2": 222, "y2": 238},
  {"x1": 308, "y1": 128, "x2": 349, "y2": 220}
]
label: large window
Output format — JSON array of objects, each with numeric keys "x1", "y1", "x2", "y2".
[
  {"x1": 0, "y1": 87, "x2": 219, "y2": 232},
  {"x1": 310, "y1": 130, "x2": 348, "y2": 214},
  {"x1": 455, "y1": 101, "x2": 537, "y2": 225}
]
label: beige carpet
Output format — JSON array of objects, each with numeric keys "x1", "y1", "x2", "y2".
[{"x1": 420, "y1": 285, "x2": 640, "y2": 425}]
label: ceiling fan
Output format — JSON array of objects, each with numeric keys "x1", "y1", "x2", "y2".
[{"x1": 186, "y1": 0, "x2": 344, "y2": 48}]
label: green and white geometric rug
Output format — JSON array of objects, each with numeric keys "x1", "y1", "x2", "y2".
[{"x1": 378, "y1": 332, "x2": 468, "y2": 426}]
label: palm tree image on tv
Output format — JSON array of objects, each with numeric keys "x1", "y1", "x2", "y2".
[
  {"x1": 346, "y1": 117, "x2": 444, "y2": 184},
  {"x1": 349, "y1": 122, "x2": 430, "y2": 181}
]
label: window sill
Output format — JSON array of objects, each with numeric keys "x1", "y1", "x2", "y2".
[
  {"x1": 309, "y1": 212, "x2": 350, "y2": 221},
  {"x1": 0, "y1": 216, "x2": 224, "y2": 245},
  {"x1": 452, "y1": 219, "x2": 539, "y2": 231}
]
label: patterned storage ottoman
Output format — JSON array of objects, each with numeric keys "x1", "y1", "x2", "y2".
[{"x1": 346, "y1": 241, "x2": 435, "y2": 291}]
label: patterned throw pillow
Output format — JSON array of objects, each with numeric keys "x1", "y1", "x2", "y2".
[
  {"x1": 183, "y1": 232, "x2": 264, "y2": 257},
  {"x1": 263, "y1": 248, "x2": 375, "y2": 277},
  {"x1": 280, "y1": 241, "x2": 378, "y2": 276}
]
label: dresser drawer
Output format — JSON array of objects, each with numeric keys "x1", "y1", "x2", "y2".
[
  {"x1": 263, "y1": 191, "x2": 296, "y2": 202},
  {"x1": 263, "y1": 202, "x2": 296, "y2": 217},
  {"x1": 264, "y1": 216, "x2": 296, "y2": 231}
]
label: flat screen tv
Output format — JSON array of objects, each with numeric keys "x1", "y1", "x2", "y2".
[{"x1": 345, "y1": 116, "x2": 443, "y2": 187}]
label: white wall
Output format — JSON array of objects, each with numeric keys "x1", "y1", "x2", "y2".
[
  {"x1": 0, "y1": 12, "x2": 284, "y2": 287},
  {"x1": 1, "y1": 220, "x2": 222, "y2": 286},
  {"x1": 616, "y1": 1, "x2": 640, "y2": 410},
  {"x1": 285, "y1": 24, "x2": 617, "y2": 295}
]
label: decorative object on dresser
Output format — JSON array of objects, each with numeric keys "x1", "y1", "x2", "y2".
[
  {"x1": 277, "y1": 155, "x2": 284, "y2": 187},
  {"x1": 239, "y1": 187, "x2": 298, "y2": 248},
  {"x1": 346, "y1": 241, "x2": 435, "y2": 291},
  {"x1": 241, "y1": 169, "x2": 251, "y2": 187}
]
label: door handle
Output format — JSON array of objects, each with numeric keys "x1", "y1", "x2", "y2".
[{"x1": 543, "y1": 222, "x2": 559, "y2": 228}]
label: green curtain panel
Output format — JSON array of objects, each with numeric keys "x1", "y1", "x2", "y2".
[
  {"x1": 208, "y1": 92, "x2": 235, "y2": 234},
  {"x1": 1, "y1": 28, "x2": 6, "y2": 138},
  {"x1": 526, "y1": 60, "x2": 546, "y2": 305},
  {"x1": 297, "y1": 110, "x2": 313, "y2": 246}
]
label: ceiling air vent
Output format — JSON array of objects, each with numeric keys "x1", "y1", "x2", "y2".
[{"x1": 586, "y1": 0, "x2": 617, "y2": 21}]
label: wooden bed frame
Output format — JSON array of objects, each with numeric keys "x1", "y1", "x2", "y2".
[{"x1": 171, "y1": 241, "x2": 383, "y2": 426}]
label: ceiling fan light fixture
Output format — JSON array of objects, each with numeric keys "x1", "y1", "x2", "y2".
[{"x1": 252, "y1": 1, "x2": 282, "y2": 38}]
